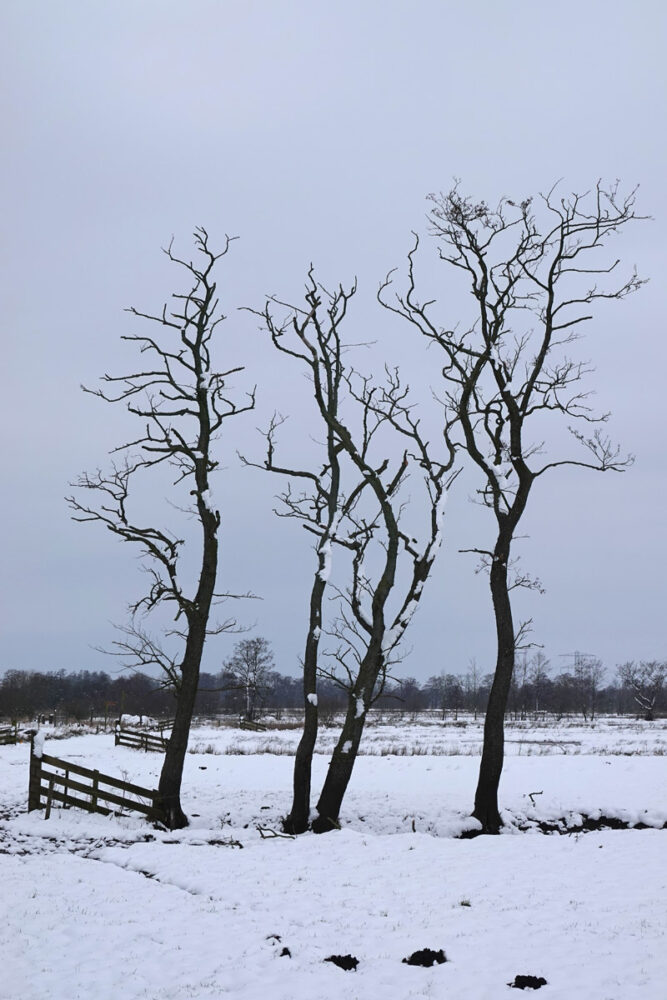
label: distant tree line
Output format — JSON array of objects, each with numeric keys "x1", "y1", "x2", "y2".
[
  {"x1": 1, "y1": 653, "x2": 663, "y2": 723},
  {"x1": 0, "y1": 663, "x2": 347, "y2": 723}
]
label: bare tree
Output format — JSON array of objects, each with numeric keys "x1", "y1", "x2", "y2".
[
  {"x1": 381, "y1": 182, "x2": 644, "y2": 832},
  {"x1": 249, "y1": 271, "x2": 456, "y2": 833},
  {"x1": 224, "y1": 637, "x2": 275, "y2": 721},
  {"x1": 464, "y1": 658, "x2": 481, "y2": 719},
  {"x1": 515, "y1": 651, "x2": 532, "y2": 719},
  {"x1": 426, "y1": 671, "x2": 464, "y2": 719},
  {"x1": 528, "y1": 651, "x2": 550, "y2": 713},
  {"x1": 68, "y1": 230, "x2": 254, "y2": 829},
  {"x1": 618, "y1": 661, "x2": 665, "y2": 720},
  {"x1": 425, "y1": 673, "x2": 448, "y2": 718},
  {"x1": 313, "y1": 367, "x2": 456, "y2": 832},
  {"x1": 242, "y1": 272, "x2": 367, "y2": 833},
  {"x1": 564, "y1": 651, "x2": 605, "y2": 721}
]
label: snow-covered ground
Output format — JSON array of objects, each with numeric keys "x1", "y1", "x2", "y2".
[{"x1": 1, "y1": 718, "x2": 665, "y2": 999}]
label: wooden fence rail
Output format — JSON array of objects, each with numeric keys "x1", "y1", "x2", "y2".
[
  {"x1": 114, "y1": 724, "x2": 168, "y2": 753},
  {"x1": 240, "y1": 719, "x2": 267, "y2": 732},
  {"x1": 0, "y1": 724, "x2": 18, "y2": 745},
  {"x1": 28, "y1": 738, "x2": 161, "y2": 821}
]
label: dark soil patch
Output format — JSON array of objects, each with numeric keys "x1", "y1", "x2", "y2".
[
  {"x1": 402, "y1": 947, "x2": 447, "y2": 967},
  {"x1": 508, "y1": 974, "x2": 548, "y2": 989},
  {"x1": 533, "y1": 815, "x2": 654, "y2": 835},
  {"x1": 324, "y1": 954, "x2": 358, "y2": 971},
  {"x1": 459, "y1": 814, "x2": 665, "y2": 838}
]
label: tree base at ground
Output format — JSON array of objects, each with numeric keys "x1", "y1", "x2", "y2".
[{"x1": 311, "y1": 813, "x2": 339, "y2": 834}]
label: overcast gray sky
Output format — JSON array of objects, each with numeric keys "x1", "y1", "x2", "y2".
[{"x1": 1, "y1": 0, "x2": 665, "y2": 683}]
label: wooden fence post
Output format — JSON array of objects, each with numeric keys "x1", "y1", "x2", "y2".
[
  {"x1": 44, "y1": 777, "x2": 55, "y2": 820},
  {"x1": 92, "y1": 770, "x2": 99, "y2": 811},
  {"x1": 28, "y1": 737, "x2": 42, "y2": 812}
]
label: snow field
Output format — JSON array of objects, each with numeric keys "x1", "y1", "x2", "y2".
[
  {"x1": 3, "y1": 829, "x2": 665, "y2": 999},
  {"x1": 187, "y1": 713, "x2": 667, "y2": 758},
  {"x1": 1, "y1": 720, "x2": 666, "y2": 999}
]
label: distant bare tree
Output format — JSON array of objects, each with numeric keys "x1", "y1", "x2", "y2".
[
  {"x1": 381, "y1": 181, "x2": 644, "y2": 832},
  {"x1": 68, "y1": 230, "x2": 254, "y2": 829},
  {"x1": 515, "y1": 651, "x2": 532, "y2": 719},
  {"x1": 425, "y1": 673, "x2": 447, "y2": 718},
  {"x1": 567, "y1": 652, "x2": 605, "y2": 721},
  {"x1": 426, "y1": 671, "x2": 465, "y2": 719},
  {"x1": 464, "y1": 658, "x2": 481, "y2": 719},
  {"x1": 528, "y1": 652, "x2": 551, "y2": 713},
  {"x1": 224, "y1": 637, "x2": 275, "y2": 721},
  {"x1": 618, "y1": 661, "x2": 665, "y2": 720}
]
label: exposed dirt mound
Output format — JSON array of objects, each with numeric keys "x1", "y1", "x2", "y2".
[
  {"x1": 324, "y1": 954, "x2": 358, "y2": 971},
  {"x1": 402, "y1": 947, "x2": 447, "y2": 967},
  {"x1": 508, "y1": 974, "x2": 548, "y2": 989},
  {"x1": 534, "y1": 815, "x2": 651, "y2": 835}
]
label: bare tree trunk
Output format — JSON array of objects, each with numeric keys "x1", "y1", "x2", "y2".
[
  {"x1": 284, "y1": 575, "x2": 326, "y2": 834},
  {"x1": 473, "y1": 536, "x2": 514, "y2": 834},
  {"x1": 157, "y1": 515, "x2": 219, "y2": 829},
  {"x1": 156, "y1": 633, "x2": 204, "y2": 829},
  {"x1": 311, "y1": 722, "x2": 363, "y2": 833},
  {"x1": 312, "y1": 652, "x2": 379, "y2": 833}
]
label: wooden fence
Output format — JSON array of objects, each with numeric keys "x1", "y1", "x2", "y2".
[
  {"x1": 114, "y1": 723, "x2": 168, "y2": 753},
  {"x1": 240, "y1": 719, "x2": 267, "y2": 732},
  {"x1": 29, "y1": 738, "x2": 161, "y2": 821},
  {"x1": 0, "y1": 724, "x2": 18, "y2": 745}
]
